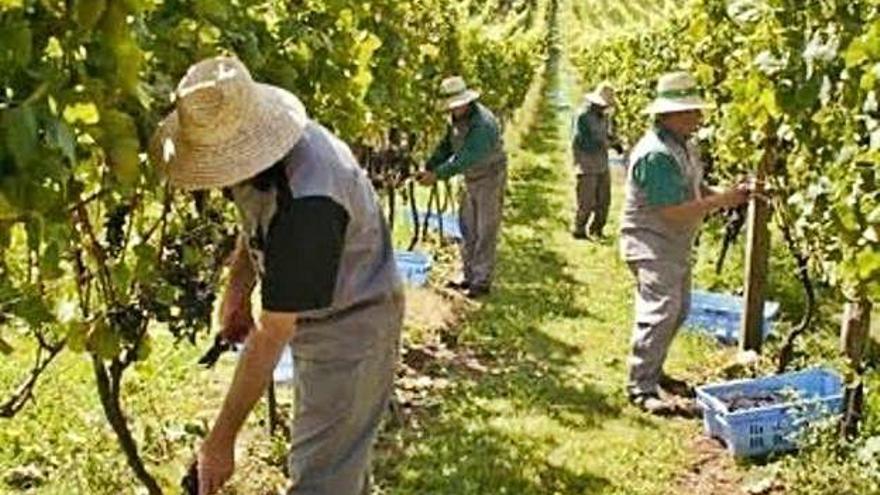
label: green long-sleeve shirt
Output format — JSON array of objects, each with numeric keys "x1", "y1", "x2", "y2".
[
  {"x1": 425, "y1": 131, "x2": 452, "y2": 172},
  {"x1": 572, "y1": 104, "x2": 608, "y2": 153},
  {"x1": 425, "y1": 103, "x2": 504, "y2": 180}
]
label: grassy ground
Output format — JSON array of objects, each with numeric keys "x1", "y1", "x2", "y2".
[{"x1": 0, "y1": 333, "x2": 292, "y2": 494}]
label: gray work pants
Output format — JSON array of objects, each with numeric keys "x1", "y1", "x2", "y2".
[
  {"x1": 574, "y1": 172, "x2": 611, "y2": 235},
  {"x1": 459, "y1": 168, "x2": 507, "y2": 289},
  {"x1": 626, "y1": 260, "x2": 692, "y2": 397},
  {"x1": 287, "y1": 298, "x2": 403, "y2": 494}
]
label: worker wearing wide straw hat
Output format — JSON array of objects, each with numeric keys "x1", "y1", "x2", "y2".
[
  {"x1": 571, "y1": 82, "x2": 623, "y2": 240},
  {"x1": 620, "y1": 71, "x2": 749, "y2": 415},
  {"x1": 417, "y1": 76, "x2": 508, "y2": 299},
  {"x1": 151, "y1": 56, "x2": 403, "y2": 495}
]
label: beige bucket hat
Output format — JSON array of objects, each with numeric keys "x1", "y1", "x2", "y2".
[
  {"x1": 440, "y1": 76, "x2": 480, "y2": 111},
  {"x1": 150, "y1": 56, "x2": 308, "y2": 191},
  {"x1": 644, "y1": 71, "x2": 711, "y2": 115},
  {"x1": 585, "y1": 82, "x2": 615, "y2": 107}
]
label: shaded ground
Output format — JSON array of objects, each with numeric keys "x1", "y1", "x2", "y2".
[{"x1": 674, "y1": 436, "x2": 747, "y2": 495}]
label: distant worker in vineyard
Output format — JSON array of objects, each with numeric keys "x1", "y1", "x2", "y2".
[
  {"x1": 571, "y1": 82, "x2": 623, "y2": 240},
  {"x1": 621, "y1": 71, "x2": 750, "y2": 415},
  {"x1": 150, "y1": 56, "x2": 403, "y2": 495},
  {"x1": 417, "y1": 76, "x2": 508, "y2": 299}
]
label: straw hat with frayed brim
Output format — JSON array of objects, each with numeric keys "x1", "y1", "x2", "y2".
[
  {"x1": 150, "y1": 56, "x2": 309, "y2": 191},
  {"x1": 439, "y1": 76, "x2": 480, "y2": 111},
  {"x1": 644, "y1": 71, "x2": 711, "y2": 115},
  {"x1": 585, "y1": 82, "x2": 615, "y2": 107}
]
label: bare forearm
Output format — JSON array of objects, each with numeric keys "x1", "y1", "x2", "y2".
[
  {"x1": 206, "y1": 317, "x2": 295, "y2": 445},
  {"x1": 218, "y1": 237, "x2": 258, "y2": 343},
  {"x1": 663, "y1": 181, "x2": 750, "y2": 227},
  {"x1": 226, "y1": 236, "x2": 257, "y2": 295},
  {"x1": 659, "y1": 196, "x2": 721, "y2": 226},
  {"x1": 701, "y1": 184, "x2": 724, "y2": 198}
]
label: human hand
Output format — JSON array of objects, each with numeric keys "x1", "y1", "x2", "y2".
[
  {"x1": 219, "y1": 291, "x2": 254, "y2": 344},
  {"x1": 416, "y1": 170, "x2": 437, "y2": 186},
  {"x1": 714, "y1": 182, "x2": 751, "y2": 209},
  {"x1": 198, "y1": 437, "x2": 235, "y2": 495}
]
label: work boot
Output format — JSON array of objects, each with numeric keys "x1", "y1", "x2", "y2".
[
  {"x1": 572, "y1": 230, "x2": 589, "y2": 240},
  {"x1": 629, "y1": 393, "x2": 678, "y2": 416},
  {"x1": 659, "y1": 373, "x2": 696, "y2": 398}
]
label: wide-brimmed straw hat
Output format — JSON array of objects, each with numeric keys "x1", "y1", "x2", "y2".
[
  {"x1": 585, "y1": 82, "x2": 615, "y2": 107},
  {"x1": 440, "y1": 76, "x2": 480, "y2": 111},
  {"x1": 150, "y1": 56, "x2": 308, "y2": 190},
  {"x1": 644, "y1": 71, "x2": 711, "y2": 115}
]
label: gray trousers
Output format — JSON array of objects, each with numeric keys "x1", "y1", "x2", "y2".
[
  {"x1": 574, "y1": 172, "x2": 611, "y2": 235},
  {"x1": 287, "y1": 301, "x2": 402, "y2": 494},
  {"x1": 627, "y1": 260, "x2": 692, "y2": 396},
  {"x1": 459, "y1": 169, "x2": 507, "y2": 289}
]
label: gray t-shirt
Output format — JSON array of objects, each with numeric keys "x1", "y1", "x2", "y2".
[{"x1": 233, "y1": 122, "x2": 403, "y2": 359}]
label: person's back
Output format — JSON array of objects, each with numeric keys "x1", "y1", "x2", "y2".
[
  {"x1": 572, "y1": 103, "x2": 610, "y2": 175},
  {"x1": 450, "y1": 102, "x2": 507, "y2": 183},
  {"x1": 283, "y1": 122, "x2": 402, "y2": 358}
]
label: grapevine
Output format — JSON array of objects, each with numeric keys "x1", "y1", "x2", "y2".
[{"x1": 0, "y1": 0, "x2": 550, "y2": 491}]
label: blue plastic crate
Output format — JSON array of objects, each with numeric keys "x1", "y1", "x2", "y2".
[
  {"x1": 273, "y1": 347, "x2": 295, "y2": 384},
  {"x1": 696, "y1": 368, "x2": 844, "y2": 457},
  {"x1": 394, "y1": 250, "x2": 433, "y2": 287},
  {"x1": 406, "y1": 212, "x2": 463, "y2": 241},
  {"x1": 684, "y1": 290, "x2": 781, "y2": 344}
]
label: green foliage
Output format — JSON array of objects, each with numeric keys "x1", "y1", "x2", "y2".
[
  {"x1": 0, "y1": 0, "x2": 550, "y2": 356},
  {"x1": 0, "y1": 336, "x2": 230, "y2": 493},
  {"x1": 775, "y1": 380, "x2": 880, "y2": 495},
  {"x1": 0, "y1": 0, "x2": 550, "y2": 490},
  {"x1": 571, "y1": 0, "x2": 880, "y2": 302},
  {"x1": 571, "y1": 2, "x2": 880, "y2": 492}
]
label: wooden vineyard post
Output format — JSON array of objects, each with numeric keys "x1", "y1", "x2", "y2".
[
  {"x1": 840, "y1": 298, "x2": 872, "y2": 438},
  {"x1": 739, "y1": 126, "x2": 775, "y2": 352}
]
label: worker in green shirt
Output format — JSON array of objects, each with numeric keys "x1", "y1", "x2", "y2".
[
  {"x1": 571, "y1": 83, "x2": 622, "y2": 239},
  {"x1": 620, "y1": 71, "x2": 750, "y2": 415},
  {"x1": 417, "y1": 76, "x2": 508, "y2": 299}
]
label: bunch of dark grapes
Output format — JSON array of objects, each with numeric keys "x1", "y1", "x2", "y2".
[
  {"x1": 104, "y1": 204, "x2": 131, "y2": 257},
  {"x1": 159, "y1": 231, "x2": 214, "y2": 342},
  {"x1": 155, "y1": 202, "x2": 236, "y2": 343},
  {"x1": 107, "y1": 304, "x2": 146, "y2": 344}
]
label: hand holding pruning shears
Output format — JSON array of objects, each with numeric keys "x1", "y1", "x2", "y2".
[
  {"x1": 180, "y1": 438, "x2": 235, "y2": 495},
  {"x1": 415, "y1": 170, "x2": 437, "y2": 186},
  {"x1": 713, "y1": 175, "x2": 760, "y2": 209},
  {"x1": 713, "y1": 183, "x2": 749, "y2": 209}
]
